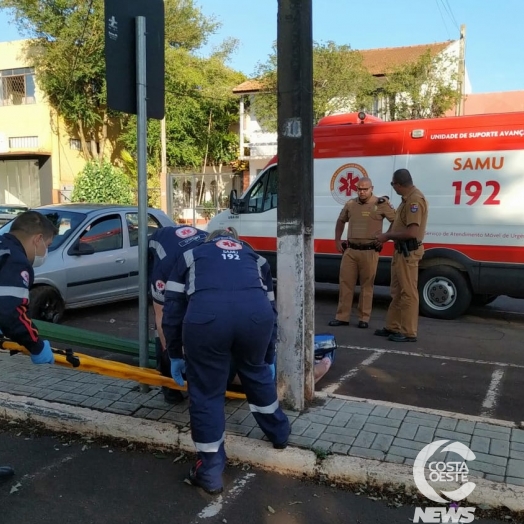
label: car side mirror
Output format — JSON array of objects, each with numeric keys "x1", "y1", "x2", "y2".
[{"x1": 68, "y1": 241, "x2": 95, "y2": 256}]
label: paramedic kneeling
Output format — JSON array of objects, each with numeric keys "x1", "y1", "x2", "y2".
[
  {"x1": 374, "y1": 169, "x2": 428, "y2": 343},
  {"x1": 148, "y1": 225, "x2": 207, "y2": 403},
  {"x1": 0, "y1": 211, "x2": 58, "y2": 480},
  {"x1": 162, "y1": 228, "x2": 290, "y2": 495}
]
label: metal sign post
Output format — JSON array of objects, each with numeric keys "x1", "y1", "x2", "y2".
[
  {"x1": 105, "y1": 0, "x2": 164, "y2": 384},
  {"x1": 135, "y1": 16, "x2": 149, "y2": 379}
]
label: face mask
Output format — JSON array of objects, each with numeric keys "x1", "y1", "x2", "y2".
[{"x1": 33, "y1": 238, "x2": 48, "y2": 268}]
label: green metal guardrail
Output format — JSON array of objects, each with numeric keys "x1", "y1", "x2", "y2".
[{"x1": 33, "y1": 320, "x2": 156, "y2": 359}]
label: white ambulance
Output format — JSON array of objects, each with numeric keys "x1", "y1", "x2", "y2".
[{"x1": 208, "y1": 111, "x2": 524, "y2": 320}]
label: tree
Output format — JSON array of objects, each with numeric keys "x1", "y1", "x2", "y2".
[
  {"x1": 0, "y1": 0, "x2": 219, "y2": 161},
  {"x1": 251, "y1": 42, "x2": 462, "y2": 127},
  {"x1": 381, "y1": 50, "x2": 461, "y2": 120},
  {"x1": 119, "y1": 42, "x2": 244, "y2": 174},
  {"x1": 71, "y1": 161, "x2": 134, "y2": 204},
  {"x1": 252, "y1": 41, "x2": 376, "y2": 131},
  {"x1": 117, "y1": 42, "x2": 244, "y2": 215}
]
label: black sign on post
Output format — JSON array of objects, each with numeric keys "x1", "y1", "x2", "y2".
[{"x1": 104, "y1": 0, "x2": 165, "y2": 119}]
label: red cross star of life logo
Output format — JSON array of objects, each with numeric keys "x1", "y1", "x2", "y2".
[
  {"x1": 216, "y1": 239, "x2": 242, "y2": 250},
  {"x1": 330, "y1": 163, "x2": 369, "y2": 205},
  {"x1": 176, "y1": 226, "x2": 197, "y2": 238}
]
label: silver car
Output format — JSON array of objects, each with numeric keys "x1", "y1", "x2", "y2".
[{"x1": 0, "y1": 204, "x2": 175, "y2": 322}]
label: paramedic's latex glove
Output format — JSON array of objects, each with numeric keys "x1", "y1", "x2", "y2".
[
  {"x1": 170, "y1": 358, "x2": 186, "y2": 387},
  {"x1": 269, "y1": 362, "x2": 276, "y2": 381},
  {"x1": 30, "y1": 340, "x2": 54, "y2": 365}
]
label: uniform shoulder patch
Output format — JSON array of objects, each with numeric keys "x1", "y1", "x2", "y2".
[
  {"x1": 21, "y1": 270, "x2": 30, "y2": 287},
  {"x1": 175, "y1": 226, "x2": 197, "y2": 238},
  {"x1": 216, "y1": 239, "x2": 242, "y2": 250},
  {"x1": 377, "y1": 197, "x2": 387, "y2": 204},
  {"x1": 410, "y1": 203, "x2": 419, "y2": 213}
]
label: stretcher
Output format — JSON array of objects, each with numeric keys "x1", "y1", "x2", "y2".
[{"x1": 0, "y1": 340, "x2": 246, "y2": 400}]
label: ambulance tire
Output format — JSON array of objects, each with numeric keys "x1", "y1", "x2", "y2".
[
  {"x1": 418, "y1": 266, "x2": 472, "y2": 320},
  {"x1": 29, "y1": 286, "x2": 65, "y2": 324}
]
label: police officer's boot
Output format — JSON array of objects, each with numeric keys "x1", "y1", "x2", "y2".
[{"x1": 0, "y1": 465, "x2": 14, "y2": 481}]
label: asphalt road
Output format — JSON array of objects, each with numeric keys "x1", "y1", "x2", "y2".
[
  {"x1": 57, "y1": 286, "x2": 524, "y2": 424},
  {"x1": 0, "y1": 421, "x2": 507, "y2": 524}
]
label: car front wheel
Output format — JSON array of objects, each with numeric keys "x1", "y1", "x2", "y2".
[{"x1": 29, "y1": 286, "x2": 65, "y2": 324}]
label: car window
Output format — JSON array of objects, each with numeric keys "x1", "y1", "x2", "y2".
[
  {"x1": 79, "y1": 215, "x2": 123, "y2": 253},
  {"x1": 246, "y1": 167, "x2": 278, "y2": 213},
  {"x1": 263, "y1": 167, "x2": 278, "y2": 211},
  {"x1": 0, "y1": 209, "x2": 86, "y2": 252},
  {"x1": 247, "y1": 178, "x2": 266, "y2": 213},
  {"x1": 42, "y1": 211, "x2": 87, "y2": 252},
  {"x1": 125, "y1": 212, "x2": 162, "y2": 247}
]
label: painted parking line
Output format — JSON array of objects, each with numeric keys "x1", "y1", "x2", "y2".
[
  {"x1": 321, "y1": 351, "x2": 383, "y2": 394},
  {"x1": 337, "y1": 344, "x2": 524, "y2": 370},
  {"x1": 327, "y1": 345, "x2": 521, "y2": 420},
  {"x1": 192, "y1": 472, "x2": 256, "y2": 522},
  {"x1": 480, "y1": 367, "x2": 506, "y2": 418}
]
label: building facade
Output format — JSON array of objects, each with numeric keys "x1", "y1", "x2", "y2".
[{"x1": 0, "y1": 40, "x2": 118, "y2": 207}]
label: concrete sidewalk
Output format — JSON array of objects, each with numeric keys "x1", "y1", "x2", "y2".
[{"x1": 1, "y1": 352, "x2": 523, "y2": 511}]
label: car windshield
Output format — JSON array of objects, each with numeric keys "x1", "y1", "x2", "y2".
[{"x1": 0, "y1": 209, "x2": 87, "y2": 252}]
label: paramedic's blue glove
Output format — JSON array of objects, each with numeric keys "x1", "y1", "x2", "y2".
[
  {"x1": 170, "y1": 358, "x2": 186, "y2": 387},
  {"x1": 269, "y1": 362, "x2": 276, "y2": 381},
  {"x1": 30, "y1": 340, "x2": 54, "y2": 365}
]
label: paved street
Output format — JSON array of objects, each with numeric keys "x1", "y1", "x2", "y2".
[{"x1": 0, "y1": 422, "x2": 506, "y2": 524}]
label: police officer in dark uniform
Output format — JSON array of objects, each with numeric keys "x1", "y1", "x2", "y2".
[
  {"x1": 0, "y1": 210, "x2": 58, "y2": 481},
  {"x1": 329, "y1": 177, "x2": 396, "y2": 328},
  {"x1": 374, "y1": 168, "x2": 428, "y2": 342},
  {"x1": 162, "y1": 229, "x2": 290, "y2": 495},
  {"x1": 148, "y1": 225, "x2": 207, "y2": 403}
]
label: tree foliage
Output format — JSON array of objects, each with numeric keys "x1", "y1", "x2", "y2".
[
  {"x1": 252, "y1": 42, "x2": 462, "y2": 128},
  {"x1": 71, "y1": 161, "x2": 134, "y2": 204},
  {"x1": 252, "y1": 41, "x2": 376, "y2": 131},
  {"x1": 119, "y1": 41, "x2": 245, "y2": 173},
  {"x1": 0, "y1": 0, "x2": 219, "y2": 160},
  {"x1": 381, "y1": 50, "x2": 461, "y2": 120}
]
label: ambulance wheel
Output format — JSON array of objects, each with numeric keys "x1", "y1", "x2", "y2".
[
  {"x1": 418, "y1": 266, "x2": 472, "y2": 320},
  {"x1": 29, "y1": 286, "x2": 65, "y2": 324}
]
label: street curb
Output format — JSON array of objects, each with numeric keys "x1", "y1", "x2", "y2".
[{"x1": 1, "y1": 392, "x2": 523, "y2": 511}]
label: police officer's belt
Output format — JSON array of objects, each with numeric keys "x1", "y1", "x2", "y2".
[
  {"x1": 394, "y1": 239, "x2": 422, "y2": 252},
  {"x1": 348, "y1": 242, "x2": 376, "y2": 251}
]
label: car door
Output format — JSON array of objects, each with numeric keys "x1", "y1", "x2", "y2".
[
  {"x1": 124, "y1": 211, "x2": 163, "y2": 294},
  {"x1": 64, "y1": 213, "x2": 131, "y2": 305}
]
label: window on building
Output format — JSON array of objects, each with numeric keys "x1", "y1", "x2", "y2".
[
  {"x1": 8, "y1": 136, "x2": 39, "y2": 149},
  {"x1": 70, "y1": 138, "x2": 100, "y2": 154},
  {"x1": 0, "y1": 67, "x2": 36, "y2": 106}
]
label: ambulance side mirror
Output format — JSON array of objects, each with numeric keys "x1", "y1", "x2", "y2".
[{"x1": 229, "y1": 189, "x2": 239, "y2": 215}]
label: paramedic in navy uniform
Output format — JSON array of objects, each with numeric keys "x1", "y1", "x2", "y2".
[
  {"x1": 0, "y1": 211, "x2": 57, "y2": 481},
  {"x1": 162, "y1": 228, "x2": 290, "y2": 495},
  {"x1": 148, "y1": 225, "x2": 207, "y2": 403}
]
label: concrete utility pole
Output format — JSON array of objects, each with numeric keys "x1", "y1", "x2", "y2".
[
  {"x1": 276, "y1": 0, "x2": 315, "y2": 410},
  {"x1": 456, "y1": 24, "x2": 466, "y2": 116},
  {"x1": 160, "y1": 116, "x2": 168, "y2": 214}
]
